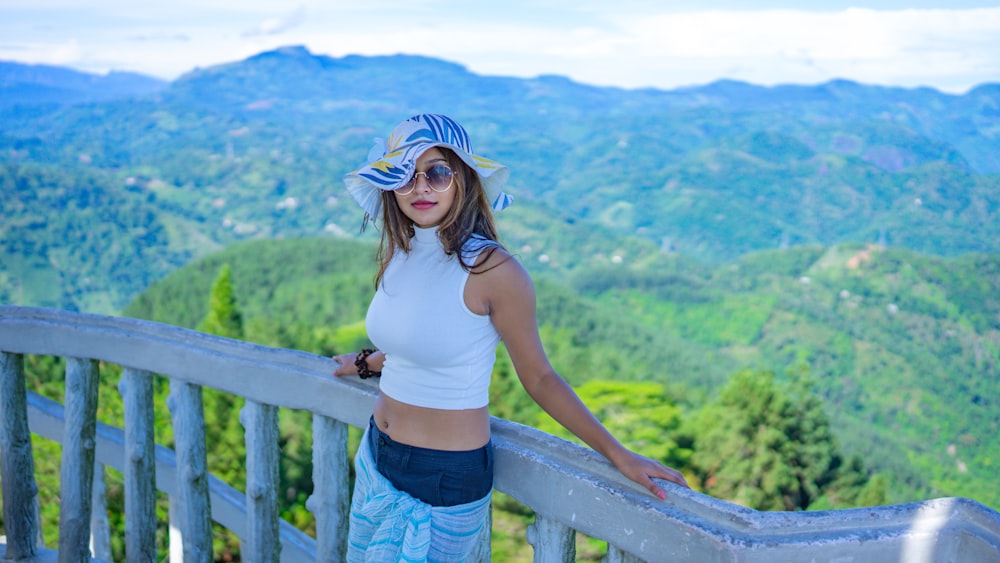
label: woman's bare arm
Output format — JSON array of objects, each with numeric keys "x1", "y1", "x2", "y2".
[{"x1": 477, "y1": 251, "x2": 689, "y2": 498}]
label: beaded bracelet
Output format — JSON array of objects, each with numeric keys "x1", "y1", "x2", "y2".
[{"x1": 354, "y1": 348, "x2": 382, "y2": 379}]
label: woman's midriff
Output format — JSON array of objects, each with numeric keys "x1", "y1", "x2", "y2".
[{"x1": 373, "y1": 392, "x2": 491, "y2": 451}]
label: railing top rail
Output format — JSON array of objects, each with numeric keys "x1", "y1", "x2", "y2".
[
  {"x1": 0, "y1": 305, "x2": 375, "y2": 426},
  {"x1": 3, "y1": 305, "x2": 1000, "y2": 561}
]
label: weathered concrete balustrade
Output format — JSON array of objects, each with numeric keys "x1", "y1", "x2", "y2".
[{"x1": 1, "y1": 306, "x2": 999, "y2": 562}]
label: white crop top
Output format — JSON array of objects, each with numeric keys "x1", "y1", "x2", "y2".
[{"x1": 365, "y1": 226, "x2": 501, "y2": 410}]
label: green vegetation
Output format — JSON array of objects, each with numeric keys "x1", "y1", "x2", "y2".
[
  {"x1": 688, "y1": 369, "x2": 885, "y2": 511},
  {"x1": 585, "y1": 244, "x2": 1000, "y2": 509},
  {"x1": 8, "y1": 235, "x2": 998, "y2": 561},
  {"x1": 2, "y1": 50, "x2": 999, "y2": 560},
  {"x1": 3, "y1": 51, "x2": 1000, "y2": 314},
  {"x1": 536, "y1": 380, "x2": 692, "y2": 470},
  {"x1": 127, "y1": 238, "x2": 995, "y2": 540}
]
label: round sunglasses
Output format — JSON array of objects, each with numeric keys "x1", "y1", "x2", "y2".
[{"x1": 394, "y1": 164, "x2": 454, "y2": 195}]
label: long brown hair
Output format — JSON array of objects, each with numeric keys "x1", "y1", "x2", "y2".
[{"x1": 374, "y1": 148, "x2": 505, "y2": 288}]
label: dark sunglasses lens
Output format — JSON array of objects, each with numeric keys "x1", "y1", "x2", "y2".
[{"x1": 427, "y1": 165, "x2": 453, "y2": 190}]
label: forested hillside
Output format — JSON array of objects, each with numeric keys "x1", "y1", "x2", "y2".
[
  {"x1": 2, "y1": 47, "x2": 998, "y2": 559},
  {"x1": 575, "y1": 244, "x2": 1000, "y2": 509},
  {"x1": 112, "y1": 236, "x2": 901, "y2": 559},
  {"x1": 1, "y1": 47, "x2": 999, "y2": 313},
  {"x1": 120, "y1": 237, "x2": 1000, "y2": 514}
]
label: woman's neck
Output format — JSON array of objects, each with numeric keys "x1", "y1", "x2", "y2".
[{"x1": 412, "y1": 225, "x2": 439, "y2": 244}]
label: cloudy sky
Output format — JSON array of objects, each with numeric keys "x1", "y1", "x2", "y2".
[{"x1": 2, "y1": 1, "x2": 998, "y2": 93}]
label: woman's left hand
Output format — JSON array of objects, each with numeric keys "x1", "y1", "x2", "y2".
[{"x1": 615, "y1": 451, "x2": 690, "y2": 500}]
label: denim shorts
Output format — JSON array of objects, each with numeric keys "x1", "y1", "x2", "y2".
[{"x1": 367, "y1": 416, "x2": 494, "y2": 507}]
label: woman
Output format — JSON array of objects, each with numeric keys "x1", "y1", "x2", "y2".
[{"x1": 334, "y1": 114, "x2": 688, "y2": 561}]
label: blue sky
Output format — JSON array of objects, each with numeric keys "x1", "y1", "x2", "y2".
[{"x1": 2, "y1": 1, "x2": 998, "y2": 93}]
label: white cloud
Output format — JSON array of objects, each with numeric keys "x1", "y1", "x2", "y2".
[
  {"x1": 243, "y1": 5, "x2": 306, "y2": 37},
  {"x1": 302, "y1": 7, "x2": 1000, "y2": 92},
  {"x1": 0, "y1": 39, "x2": 84, "y2": 67}
]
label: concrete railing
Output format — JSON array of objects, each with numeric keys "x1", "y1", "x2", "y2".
[{"x1": 1, "y1": 305, "x2": 999, "y2": 562}]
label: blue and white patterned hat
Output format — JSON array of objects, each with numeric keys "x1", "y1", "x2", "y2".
[{"x1": 344, "y1": 114, "x2": 512, "y2": 220}]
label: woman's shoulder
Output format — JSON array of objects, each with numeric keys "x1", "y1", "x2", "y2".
[
  {"x1": 472, "y1": 245, "x2": 532, "y2": 285},
  {"x1": 466, "y1": 245, "x2": 535, "y2": 311}
]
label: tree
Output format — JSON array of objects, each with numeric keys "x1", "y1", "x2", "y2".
[
  {"x1": 535, "y1": 380, "x2": 691, "y2": 469},
  {"x1": 197, "y1": 264, "x2": 243, "y2": 339},
  {"x1": 810, "y1": 455, "x2": 889, "y2": 510},
  {"x1": 195, "y1": 263, "x2": 246, "y2": 558},
  {"x1": 689, "y1": 369, "x2": 841, "y2": 511}
]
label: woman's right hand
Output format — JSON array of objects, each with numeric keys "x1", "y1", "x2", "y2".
[{"x1": 331, "y1": 353, "x2": 358, "y2": 377}]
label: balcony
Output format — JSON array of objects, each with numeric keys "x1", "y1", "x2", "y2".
[{"x1": 2, "y1": 305, "x2": 999, "y2": 562}]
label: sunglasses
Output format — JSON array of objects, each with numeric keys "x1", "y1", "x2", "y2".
[{"x1": 394, "y1": 164, "x2": 454, "y2": 195}]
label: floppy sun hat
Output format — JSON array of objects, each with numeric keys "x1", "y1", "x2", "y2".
[{"x1": 344, "y1": 114, "x2": 512, "y2": 221}]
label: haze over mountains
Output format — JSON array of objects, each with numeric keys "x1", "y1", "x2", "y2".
[{"x1": 0, "y1": 61, "x2": 167, "y2": 109}]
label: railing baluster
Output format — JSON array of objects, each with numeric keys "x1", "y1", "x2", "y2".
[
  {"x1": 527, "y1": 514, "x2": 576, "y2": 563},
  {"x1": 120, "y1": 367, "x2": 157, "y2": 561},
  {"x1": 58, "y1": 357, "x2": 100, "y2": 563},
  {"x1": 168, "y1": 380, "x2": 213, "y2": 562},
  {"x1": 90, "y1": 462, "x2": 113, "y2": 560},
  {"x1": 0, "y1": 351, "x2": 42, "y2": 558},
  {"x1": 242, "y1": 399, "x2": 281, "y2": 562},
  {"x1": 307, "y1": 414, "x2": 350, "y2": 561}
]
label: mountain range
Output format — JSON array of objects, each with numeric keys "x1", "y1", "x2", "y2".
[
  {"x1": 0, "y1": 60, "x2": 167, "y2": 110},
  {"x1": 2, "y1": 46, "x2": 998, "y2": 313},
  {"x1": 1, "y1": 46, "x2": 998, "y2": 511}
]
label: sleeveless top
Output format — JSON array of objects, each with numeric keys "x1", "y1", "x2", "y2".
[{"x1": 366, "y1": 226, "x2": 501, "y2": 410}]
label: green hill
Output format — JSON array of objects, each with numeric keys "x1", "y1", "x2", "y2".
[
  {"x1": 123, "y1": 237, "x2": 734, "y2": 394},
  {"x1": 2, "y1": 47, "x2": 998, "y2": 519},
  {"x1": 576, "y1": 244, "x2": 1000, "y2": 508},
  {"x1": 123, "y1": 237, "x2": 999, "y2": 512}
]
